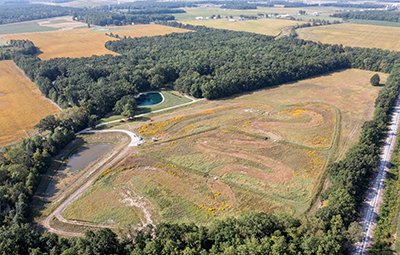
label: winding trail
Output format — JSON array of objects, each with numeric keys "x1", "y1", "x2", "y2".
[
  {"x1": 354, "y1": 94, "x2": 400, "y2": 254},
  {"x1": 42, "y1": 128, "x2": 144, "y2": 237},
  {"x1": 42, "y1": 95, "x2": 203, "y2": 236}
]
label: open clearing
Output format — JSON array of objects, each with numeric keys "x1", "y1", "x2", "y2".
[
  {"x1": 94, "y1": 24, "x2": 190, "y2": 38},
  {"x1": 0, "y1": 16, "x2": 86, "y2": 35},
  {"x1": 297, "y1": 23, "x2": 400, "y2": 51},
  {"x1": 184, "y1": 19, "x2": 304, "y2": 36},
  {"x1": 1, "y1": 24, "x2": 190, "y2": 60},
  {"x1": 0, "y1": 60, "x2": 59, "y2": 146},
  {"x1": 61, "y1": 69, "x2": 385, "y2": 229}
]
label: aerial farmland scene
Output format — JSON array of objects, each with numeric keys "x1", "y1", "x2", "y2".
[{"x1": 1, "y1": 0, "x2": 400, "y2": 254}]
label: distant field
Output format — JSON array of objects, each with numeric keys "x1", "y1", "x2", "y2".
[
  {"x1": 63, "y1": 69, "x2": 385, "y2": 228},
  {"x1": 184, "y1": 19, "x2": 305, "y2": 36},
  {"x1": 297, "y1": 23, "x2": 400, "y2": 51},
  {"x1": 175, "y1": 7, "x2": 345, "y2": 21},
  {"x1": 0, "y1": 61, "x2": 59, "y2": 146},
  {"x1": 349, "y1": 19, "x2": 400, "y2": 28},
  {"x1": 1, "y1": 24, "x2": 190, "y2": 60},
  {"x1": 106, "y1": 24, "x2": 190, "y2": 38},
  {"x1": 0, "y1": 16, "x2": 86, "y2": 35},
  {"x1": 0, "y1": 20, "x2": 57, "y2": 35}
]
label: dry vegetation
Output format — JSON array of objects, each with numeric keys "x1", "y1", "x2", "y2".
[
  {"x1": 0, "y1": 60, "x2": 59, "y2": 146},
  {"x1": 184, "y1": 19, "x2": 304, "y2": 36},
  {"x1": 1, "y1": 29, "x2": 118, "y2": 59},
  {"x1": 297, "y1": 23, "x2": 400, "y2": 51},
  {"x1": 1, "y1": 24, "x2": 190, "y2": 60},
  {"x1": 62, "y1": 69, "x2": 385, "y2": 228}
]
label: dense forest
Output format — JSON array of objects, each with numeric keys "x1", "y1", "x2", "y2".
[
  {"x1": 0, "y1": 3, "x2": 75, "y2": 24},
  {"x1": 13, "y1": 25, "x2": 351, "y2": 117},
  {"x1": 1, "y1": 19, "x2": 400, "y2": 254},
  {"x1": 12, "y1": 23, "x2": 400, "y2": 119},
  {"x1": 333, "y1": 10, "x2": 400, "y2": 22},
  {"x1": 220, "y1": 2, "x2": 258, "y2": 10},
  {"x1": 321, "y1": 3, "x2": 385, "y2": 8},
  {"x1": 74, "y1": 11, "x2": 176, "y2": 26},
  {"x1": 0, "y1": 40, "x2": 38, "y2": 60},
  {"x1": 1, "y1": 55, "x2": 399, "y2": 254}
]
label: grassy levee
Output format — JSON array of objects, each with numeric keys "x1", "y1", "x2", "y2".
[{"x1": 371, "y1": 136, "x2": 400, "y2": 254}]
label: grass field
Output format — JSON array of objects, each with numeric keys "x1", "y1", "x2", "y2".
[
  {"x1": 349, "y1": 19, "x2": 400, "y2": 28},
  {"x1": 184, "y1": 18, "x2": 305, "y2": 36},
  {"x1": 1, "y1": 24, "x2": 190, "y2": 60},
  {"x1": 63, "y1": 69, "x2": 385, "y2": 228},
  {"x1": 0, "y1": 16, "x2": 86, "y2": 35},
  {"x1": 100, "y1": 24, "x2": 190, "y2": 38},
  {"x1": 297, "y1": 23, "x2": 400, "y2": 51},
  {"x1": 0, "y1": 60, "x2": 60, "y2": 146}
]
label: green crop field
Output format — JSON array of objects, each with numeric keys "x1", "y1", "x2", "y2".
[
  {"x1": 62, "y1": 69, "x2": 386, "y2": 229},
  {"x1": 0, "y1": 21, "x2": 57, "y2": 35}
]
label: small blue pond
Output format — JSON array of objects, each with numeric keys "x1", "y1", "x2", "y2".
[{"x1": 137, "y1": 92, "x2": 163, "y2": 106}]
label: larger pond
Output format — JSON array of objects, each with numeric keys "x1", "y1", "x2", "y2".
[
  {"x1": 66, "y1": 143, "x2": 113, "y2": 172},
  {"x1": 137, "y1": 92, "x2": 163, "y2": 106}
]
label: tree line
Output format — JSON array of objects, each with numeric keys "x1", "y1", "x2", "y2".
[
  {"x1": 0, "y1": 40, "x2": 38, "y2": 60},
  {"x1": 333, "y1": 10, "x2": 400, "y2": 23},
  {"x1": 1, "y1": 22, "x2": 400, "y2": 254},
  {"x1": 371, "y1": 135, "x2": 400, "y2": 254},
  {"x1": 12, "y1": 25, "x2": 352, "y2": 118},
  {"x1": 321, "y1": 3, "x2": 385, "y2": 8},
  {"x1": 0, "y1": 3, "x2": 75, "y2": 24},
  {"x1": 74, "y1": 11, "x2": 176, "y2": 26}
]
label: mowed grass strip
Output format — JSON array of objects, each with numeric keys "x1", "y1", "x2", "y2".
[
  {"x1": 0, "y1": 60, "x2": 59, "y2": 146},
  {"x1": 1, "y1": 24, "x2": 190, "y2": 60},
  {"x1": 297, "y1": 23, "x2": 400, "y2": 51},
  {"x1": 184, "y1": 19, "x2": 304, "y2": 36}
]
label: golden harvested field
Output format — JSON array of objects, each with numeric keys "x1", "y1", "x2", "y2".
[
  {"x1": 1, "y1": 24, "x2": 190, "y2": 60},
  {"x1": 184, "y1": 19, "x2": 304, "y2": 36},
  {"x1": 63, "y1": 69, "x2": 385, "y2": 228},
  {"x1": 297, "y1": 23, "x2": 400, "y2": 51},
  {"x1": 2, "y1": 29, "x2": 118, "y2": 59},
  {"x1": 0, "y1": 61, "x2": 59, "y2": 146}
]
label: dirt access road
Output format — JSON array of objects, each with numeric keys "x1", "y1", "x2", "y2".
[
  {"x1": 42, "y1": 129, "x2": 144, "y2": 237},
  {"x1": 354, "y1": 94, "x2": 400, "y2": 254}
]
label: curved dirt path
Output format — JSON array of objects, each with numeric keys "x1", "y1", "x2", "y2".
[
  {"x1": 115, "y1": 187, "x2": 157, "y2": 227},
  {"x1": 42, "y1": 128, "x2": 145, "y2": 237}
]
